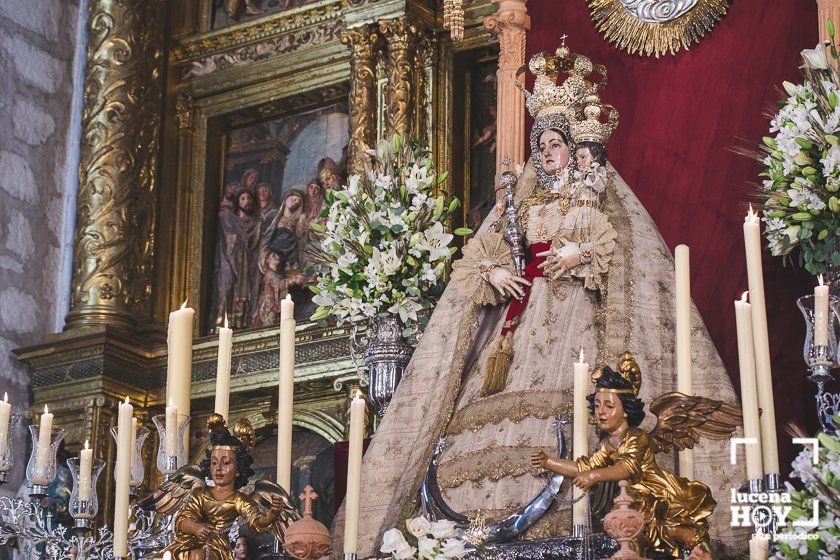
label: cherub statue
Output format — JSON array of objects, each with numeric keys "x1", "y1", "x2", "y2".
[
  {"x1": 141, "y1": 415, "x2": 299, "y2": 560},
  {"x1": 530, "y1": 354, "x2": 741, "y2": 558}
]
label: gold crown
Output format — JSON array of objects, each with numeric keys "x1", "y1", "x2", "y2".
[
  {"x1": 516, "y1": 43, "x2": 607, "y2": 118},
  {"x1": 591, "y1": 352, "x2": 642, "y2": 396},
  {"x1": 569, "y1": 96, "x2": 619, "y2": 145}
]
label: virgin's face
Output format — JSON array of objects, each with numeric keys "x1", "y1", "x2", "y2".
[
  {"x1": 539, "y1": 130, "x2": 570, "y2": 175},
  {"x1": 210, "y1": 448, "x2": 237, "y2": 487},
  {"x1": 593, "y1": 391, "x2": 625, "y2": 432}
]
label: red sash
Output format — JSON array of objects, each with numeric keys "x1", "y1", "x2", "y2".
[{"x1": 500, "y1": 241, "x2": 552, "y2": 336}]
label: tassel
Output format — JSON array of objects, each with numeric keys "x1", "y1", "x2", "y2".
[{"x1": 481, "y1": 332, "x2": 513, "y2": 396}]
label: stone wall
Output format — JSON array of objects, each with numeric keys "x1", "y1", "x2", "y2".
[{"x1": 0, "y1": 0, "x2": 85, "y2": 494}]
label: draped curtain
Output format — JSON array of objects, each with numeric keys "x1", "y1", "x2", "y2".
[{"x1": 526, "y1": 0, "x2": 819, "y2": 469}]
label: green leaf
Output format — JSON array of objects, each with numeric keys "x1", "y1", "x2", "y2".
[
  {"x1": 453, "y1": 227, "x2": 474, "y2": 236},
  {"x1": 310, "y1": 306, "x2": 330, "y2": 321},
  {"x1": 309, "y1": 222, "x2": 326, "y2": 233},
  {"x1": 819, "y1": 228, "x2": 830, "y2": 240},
  {"x1": 802, "y1": 166, "x2": 819, "y2": 176},
  {"x1": 829, "y1": 18, "x2": 836, "y2": 38},
  {"x1": 762, "y1": 136, "x2": 777, "y2": 149},
  {"x1": 793, "y1": 212, "x2": 814, "y2": 221},
  {"x1": 796, "y1": 137, "x2": 813, "y2": 149},
  {"x1": 448, "y1": 198, "x2": 460, "y2": 213},
  {"x1": 437, "y1": 171, "x2": 449, "y2": 185},
  {"x1": 831, "y1": 91, "x2": 838, "y2": 109},
  {"x1": 828, "y1": 134, "x2": 839, "y2": 145}
]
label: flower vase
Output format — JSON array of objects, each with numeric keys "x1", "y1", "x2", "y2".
[{"x1": 356, "y1": 316, "x2": 413, "y2": 416}]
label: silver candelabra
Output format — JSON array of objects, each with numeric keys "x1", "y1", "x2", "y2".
[{"x1": 797, "y1": 294, "x2": 840, "y2": 437}]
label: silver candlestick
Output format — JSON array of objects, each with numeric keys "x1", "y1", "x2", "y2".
[{"x1": 797, "y1": 294, "x2": 840, "y2": 436}]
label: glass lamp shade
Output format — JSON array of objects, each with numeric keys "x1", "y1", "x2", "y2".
[
  {"x1": 26, "y1": 424, "x2": 67, "y2": 490},
  {"x1": 67, "y1": 456, "x2": 105, "y2": 522},
  {"x1": 151, "y1": 413, "x2": 190, "y2": 476},
  {"x1": 796, "y1": 294, "x2": 840, "y2": 367},
  {"x1": 110, "y1": 425, "x2": 150, "y2": 490},
  {"x1": 0, "y1": 414, "x2": 21, "y2": 475}
]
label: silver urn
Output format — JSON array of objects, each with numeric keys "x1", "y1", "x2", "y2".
[{"x1": 350, "y1": 316, "x2": 413, "y2": 416}]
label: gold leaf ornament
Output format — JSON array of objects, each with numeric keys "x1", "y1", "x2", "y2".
[{"x1": 587, "y1": 0, "x2": 730, "y2": 57}]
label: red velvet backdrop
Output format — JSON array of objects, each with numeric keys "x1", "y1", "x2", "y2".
[{"x1": 526, "y1": 0, "x2": 820, "y2": 470}]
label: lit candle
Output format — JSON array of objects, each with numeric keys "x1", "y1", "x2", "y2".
[
  {"x1": 749, "y1": 532, "x2": 769, "y2": 560},
  {"x1": 735, "y1": 292, "x2": 764, "y2": 481},
  {"x1": 165, "y1": 399, "x2": 178, "y2": 457},
  {"x1": 114, "y1": 397, "x2": 133, "y2": 557},
  {"x1": 78, "y1": 439, "x2": 93, "y2": 501},
  {"x1": 214, "y1": 314, "x2": 233, "y2": 420},
  {"x1": 743, "y1": 206, "x2": 779, "y2": 475},
  {"x1": 343, "y1": 391, "x2": 366, "y2": 555},
  {"x1": 572, "y1": 349, "x2": 589, "y2": 527},
  {"x1": 167, "y1": 301, "x2": 194, "y2": 453},
  {"x1": 0, "y1": 393, "x2": 11, "y2": 458},
  {"x1": 674, "y1": 244, "x2": 694, "y2": 480},
  {"x1": 34, "y1": 404, "x2": 54, "y2": 476},
  {"x1": 276, "y1": 294, "x2": 295, "y2": 492},
  {"x1": 815, "y1": 275, "x2": 830, "y2": 347}
]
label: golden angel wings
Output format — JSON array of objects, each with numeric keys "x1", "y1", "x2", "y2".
[
  {"x1": 138, "y1": 465, "x2": 300, "y2": 541},
  {"x1": 647, "y1": 392, "x2": 742, "y2": 454}
]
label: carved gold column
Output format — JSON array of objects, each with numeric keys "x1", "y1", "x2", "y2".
[
  {"x1": 65, "y1": 0, "x2": 166, "y2": 331},
  {"x1": 485, "y1": 0, "x2": 530, "y2": 188},
  {"x1": 818, "y1": 0, "x2": 840, "y2": 40},
  {"x1": 341, "y1": 26, "x2": 380, "y2": 176},
  {"x1": 379, "y1": 19, "x2": 420, "y2": 139}
]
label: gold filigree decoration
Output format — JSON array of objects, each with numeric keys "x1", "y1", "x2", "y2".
[
  {"x1": 437, "y1": 445, "x2": 553, "y2": 489},
  {"x1": 379, "y1": 19, "x2": 420, "y2": 138},
  {"x1": 446, "y1": 388, "x2": 573, "y2": 436},
  {"x1": 587, "y1": 0, "x2": 730, "y2": 58},
  {"x1": 341, "y1": 25, "x2": 380, "y2": 176}
]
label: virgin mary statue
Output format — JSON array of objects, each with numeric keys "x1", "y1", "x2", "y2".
[{"x1": 337, "y1": 44, "x2": 747, "y2": 557}]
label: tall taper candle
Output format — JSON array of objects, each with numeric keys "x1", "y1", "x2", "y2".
[
  {"x1": 114, "y1": 397, "x2": 133, "y2": 557},
  {"x1": 735, "y1": 292, "x2": 764, "y2": 481},
  {"x1": 276, "y1": 294, "x2": 295, "y2": 492},
  {"x1": 572, "y1": 349, "x2": 589, "y2": 527},
  {"x1": 0, "y1": 393, "x2": 11, "y2": 455},
  {"x1": 167, "y1": 301, "x2": 194, "y2": 452},
  {"x1": 35, "y1": 404, "x2": 53, "y2": 472},
  {"x1": 815, "y1": 275, "x2": 829, "y2": 347},
  {"x1": 214, "y1": 315, "x2": 233, "y2": 420},
  {"x1": 344, "y1": 392, "x2": 366, "y2": 555},
  {"x1": 675, "y1": 244, "x2": 694, "y2": 480},
  {"x1": 165, "y1": 399, "x2": 178, "y2": 457},
  {"x1": 78, "y1": 439, "x2": 93, "y2": 501},
  {"x1": 743, "y1": 207, "x2": 779, "y2": 474}
]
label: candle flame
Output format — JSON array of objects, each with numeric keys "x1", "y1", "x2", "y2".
[
  {"x1": 578, "y1": 348, "x2": 585, "y2": 363},
  {"x1": 355, "y1": 390, "x2": 363, "y2": 400},
  {"x1": 746, "y1": 204, "x2": 758, "y2": 221},
  {"x1": 741, "y1": 291, "x2": 749, "y2": 303},
  {"x1": 224, "y1": 312, "x2": 229, "y2": 329},
  {"x1": 180, "y1": 299, "x2": 188, "y2": 310},
  {"x1": 2, "y1": 392, "x2": 6, "y2": 403},
  {"x1": 43, "y1": 404, "x2": 48, "y2": 414},
  {"x1": 285, "y1": 294, "x2": 292, "y2": 301},
  {"x1": 84, "y1": 439, "x2": 89, "y2": 450},
  {"x1": 819, "y1": 274, "x2": 825, "y2": 287},
  {"x1": 124, "y1": 396, "x2": 130, "y2": 405}
]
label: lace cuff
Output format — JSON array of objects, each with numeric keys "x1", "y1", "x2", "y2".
[
  {"x1": 554, "y1": 209, "x2": 616, "y2": 292},
  {"x1": 451, "y1": 231, "x2": 515, "y2": 306}
]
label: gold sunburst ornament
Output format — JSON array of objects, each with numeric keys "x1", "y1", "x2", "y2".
[{"x1": 587, "y1": 0, "x2": 730, "y2": 57}]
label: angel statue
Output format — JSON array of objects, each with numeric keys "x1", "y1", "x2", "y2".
[
  {"x1": 531, "y1": 354, "x2": 741, "y2": 558},
  {"x1": 341, "y1": 41, "x2": 748, "y2": 557},
  {"x1": 140, "y1": 415, "x2": 299, "y2": 560}
]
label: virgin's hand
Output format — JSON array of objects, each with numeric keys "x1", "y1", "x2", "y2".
[
  {"x1": 573, "y1": 470, "x2": 600, "y2": 491},
  {"x1": 488, "y1": 267, "x2": 531, "y2": 300},
  {"x1": 537, "y1": 246, "x2": 582, "y2": 280}
]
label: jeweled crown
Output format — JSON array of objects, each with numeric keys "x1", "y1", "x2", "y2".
[
  {"x1": 516, "y1": 40, "x2": 607, "y2": 118},
  {"x1": 569, "y1": 95, "x2": 619, "y2": 145}
]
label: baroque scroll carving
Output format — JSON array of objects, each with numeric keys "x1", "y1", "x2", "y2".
[
  {"x1": 485, "y1": 0, "x2": 530, "y2": 182},
  {"x1": 379, "y1": 19, "x2": 420, "y2": 139},
  {"x1": 341, "y1": 25, "x2": 380, "y2": 176},
  {"x1": 66, "y1": 0, "x2": 166, "y2": 330}
]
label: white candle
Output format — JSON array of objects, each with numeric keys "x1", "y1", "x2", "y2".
[
  {"x1": 735, "y1": 292, "x2": 764, "y2": 481},
  {"x1": 35, "y1": 404, "x2": 54, "y2": 477},
  {"x1": 572, "y1": 349, "x2": 589, "y2": 527},
  {"x1": 815, "y1": 275, "x2": 830, "y2": 347},
  {"x1": 276, "y1": 294, "x2": 295, "y2": 492},
  {"x1": 165, "y1": 399, "x2": 178, "y2": 457},
  {"x1": 343, "y1": 392, "x2": 366, "y2": 555},
  {"x1": 78, "y1": 439, "x2": 93, "y2": 501},
  {"x1": 0, "y1": 393, "x2": 11, "y2": 457},
  {"x1": 114, "y1": 397, "x2": 133, "y2": 557},
  {"x1": 749, "y1": 533, "x2": 769, "y2": 560},
  {"x1": 675, "y1": 244, "x2": 694, "y2": 480},
  {"x1": 167, "y1": 301, "x2": 194, "y2": 453},
  {"x1": 130, "y1": 417, "x2": 138, "y2": 481},
  {"x1": 214, "y1": 315, "x2": 233, "y2": 420},
  {"x1": 744, "y1": 207, "x2": 779, "y2": 475}
]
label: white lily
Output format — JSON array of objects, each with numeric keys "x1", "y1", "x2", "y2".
[
  {"x1": 418, "y1": 222, "x2": 454, "y2": 261},
  {"x1": 802, "y1": 42, "x2": 830, "y2": 70}
]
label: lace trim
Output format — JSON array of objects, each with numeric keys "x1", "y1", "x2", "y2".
[
  {"x1": 447, "y1": 388, "x2": 574, "y2": 436},
  {"x1": 437, "y1": 445, "x2": 554, "y2": 489}
]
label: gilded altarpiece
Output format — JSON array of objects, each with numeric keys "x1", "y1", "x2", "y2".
[{"x1": 14, "y1": 0, "x2": 499, "y2": 526}]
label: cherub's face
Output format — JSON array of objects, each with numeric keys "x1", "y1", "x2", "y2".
[
  {"x1": 593, "y1": 390, "x2": 625, "y2": 432},
  {"x1": 210, "y1": 448, "x2": 237, "y2": 487},
  {"x1": 576, "y1": 147, "x2": 595, "y2": 170},
  {"x1": 267, "y1": 252, "x2": 281, "y2": 271},
  {"x1": 539, "y1": 130, "x2": 570, "y2": 175}
]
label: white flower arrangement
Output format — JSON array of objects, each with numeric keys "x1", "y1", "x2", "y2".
[
  {"x1": 773, "y1": 420, "x2": 840, "y2": 559},
  {"x1": 757, "y1": 26, "x2": 840, "y2": 277},
  {"x1": 380, "y1": 516, "x2": 469, "y2": 560},
  {"x1": 308, "y1": 135, "x2": 470, "y2": 336}
]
